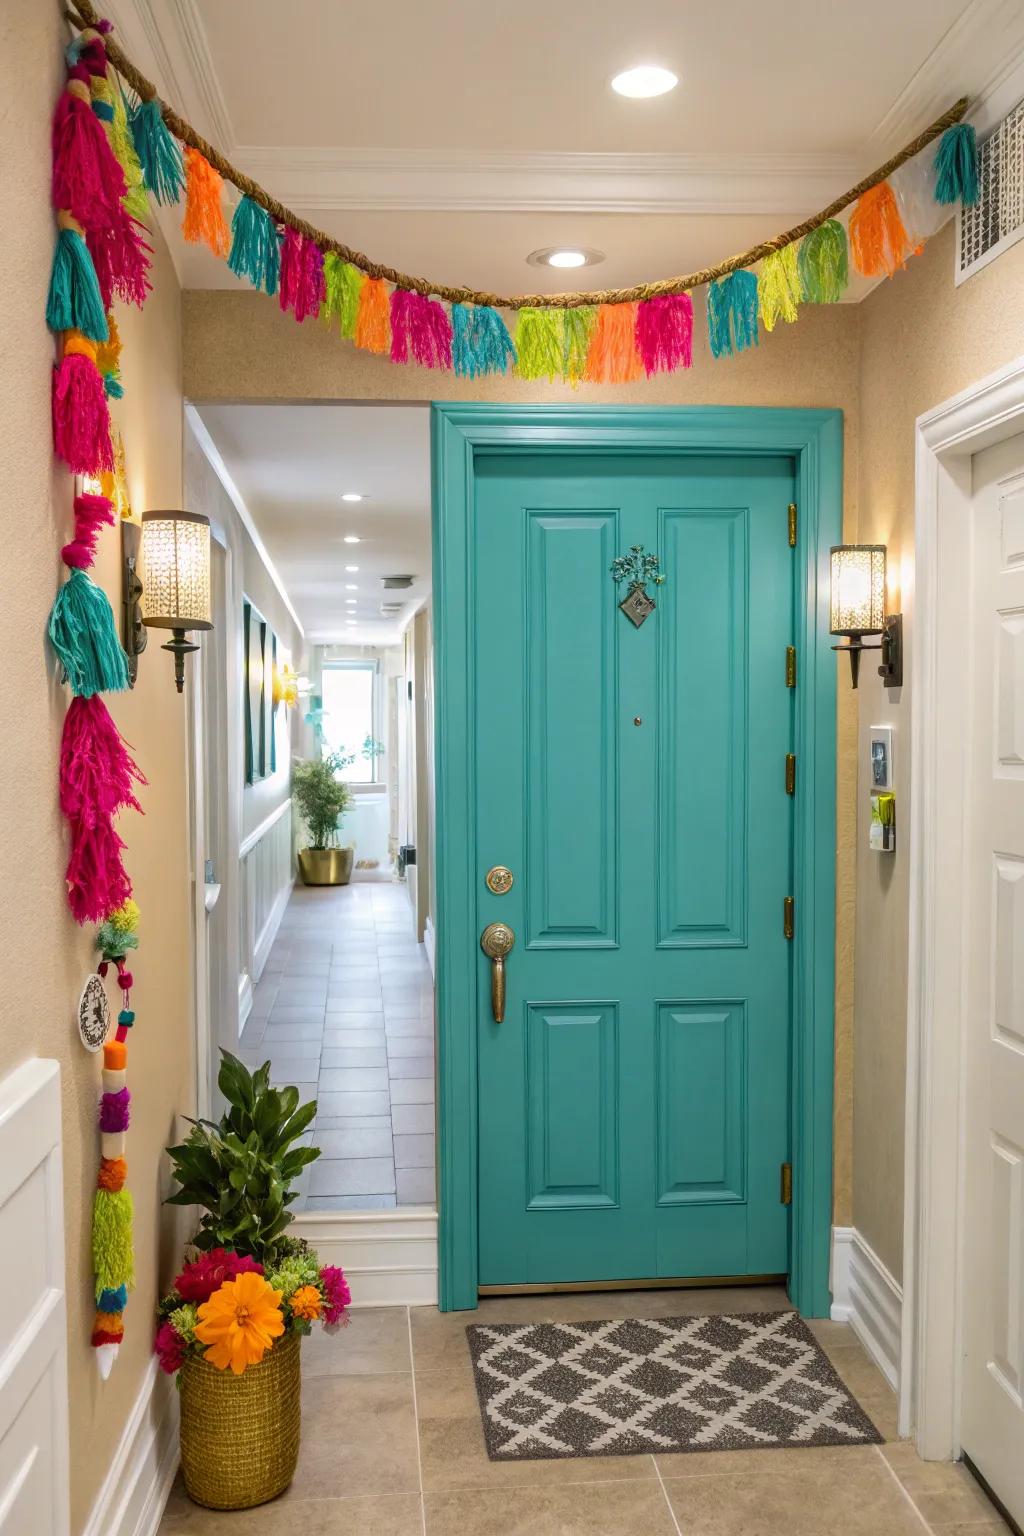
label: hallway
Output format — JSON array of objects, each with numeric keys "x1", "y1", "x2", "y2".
[{"x1": 241, "y1": 880, "x2": 435, "y2": 1209}]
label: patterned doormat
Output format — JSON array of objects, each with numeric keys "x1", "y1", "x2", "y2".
[{"x1": 466, "y1": 1310, "x2": 882, "y2": 1461}]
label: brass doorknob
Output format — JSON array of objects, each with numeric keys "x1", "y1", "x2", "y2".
[{"x1": 480, "y1": 922, "x2": 515, "y2": 1023}]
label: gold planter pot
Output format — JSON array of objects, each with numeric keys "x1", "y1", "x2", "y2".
[
  {"x1": 179, "y1": 1330, "x2": 301, "y2": 1510},
  {"x1": 297, "y1": 846, "x2": 354, "y2": 886}
]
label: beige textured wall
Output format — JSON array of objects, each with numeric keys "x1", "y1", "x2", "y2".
[
  {"x1": 854, "y1": 221, "x2": 1024, "y2": 1280},
  {"x1": 0, "y1": 3, "x2": 193, "y2": 1529},
  {"x1": 184, "y1": 289, "x2": 861, "y2": 1225}
]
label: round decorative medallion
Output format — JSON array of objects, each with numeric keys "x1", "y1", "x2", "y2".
[
  {"x1": 78, "y1": 973, "x2": 110, "y2": 1052},
  {"x1": 485, "y1": 865, "x2": 514, "y2": 895}
]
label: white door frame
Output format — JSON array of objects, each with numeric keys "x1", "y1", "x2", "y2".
[{"x1": 903, "y1": 352, "x2": 1024, "y2": 1456}]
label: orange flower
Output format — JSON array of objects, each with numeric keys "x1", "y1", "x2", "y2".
[
  {"x1": 290, "y1": 1284, "x2": 322, "y2": 1321},
  {"x1": 194, "y1": 1270, "x2": 284, "y2": 1375}
]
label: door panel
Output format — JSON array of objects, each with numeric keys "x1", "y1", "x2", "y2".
[{"x1": 475, "y1": 453, "x2": 794, "y2": 1288}]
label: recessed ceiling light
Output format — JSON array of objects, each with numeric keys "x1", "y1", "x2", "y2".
[
  {"x1": 346, "y1": 620, "x2": 357, "y2": 626},
  {"x1": 527, "y1": 246, "x2": 605, "y2": 270},
  {"x1": 341, "y1": 492, "x2": 364, "y2": 502},
  {"x1": 345, "y1": 565, "x2": 359, "y2": 572},
  {"x1": 611, "y1": 64, "x2": 678, "y2": 99},
  {"x1": 344, "y1": 536, "x2": 360, "y2": 544},
  {"x1": 345, "y1": 584, "x2": 358, "y2": 591}
]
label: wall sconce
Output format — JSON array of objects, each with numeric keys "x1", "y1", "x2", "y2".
[
  {"x1": 120, "y1": 520, "x2": 147, "y2": 687},
  {"x1": 140, "y1": 510, "x2": 213, "y2": 693},
  {"x1": 829, "y1": 543, "x2": 903, "y2": 689}
]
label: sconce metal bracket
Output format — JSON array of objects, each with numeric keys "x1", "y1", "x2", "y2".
[
  {"x1": 878, "y1": 613, "x2": 903, "y2": 689},
  {"x1": 121, "y1": 520, "x2": 147, "y2": 688}
]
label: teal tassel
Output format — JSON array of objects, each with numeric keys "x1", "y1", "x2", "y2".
[
  {"x1": 129, "y1": 97, "x2": 183, "y2": 205},
  {"x1": 452, "y1": 304, "x2": 516, "y2": 377},
  {"x1": 797, "y1": 220, "x2": 849, "y2": 304},
  {"x1": 103, "y1": 372, "x2": 124, "y2": 399},
  {"x1": 228, "y1": 196, "x2": 280, "y2": 295},
  {"x1": 707, "y1": 271, "x2": 759, "y2": 358},
  {"x1": 46, "y1": 229, "x2": 109, "y2": 342},
  {"x1": 934, "y1": 123, "x2": 979, "y2": 207},
  {"x1": 48, "y1": 569, "x2": 129, "y2": 697}
]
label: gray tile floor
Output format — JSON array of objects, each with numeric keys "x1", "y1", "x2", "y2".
[{"x1": 241, "y1": 878, "x2": 436, "y2": 1209}]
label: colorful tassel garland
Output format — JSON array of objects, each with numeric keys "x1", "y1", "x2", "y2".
[
  {"x1": 635, "y1": 294, "x2": 693, "y2": 377},
  {"x1": 585, "y1": 304, "x2": 642, "y2": 384},
  {"x1": 934, "y1": 123, "x2": 979, "y2": 207},
  {"x1": 49, "y1": 568, "x2": 130, "y2": 697},
  {"x1": 355, "y1": 277, "x2": 391, "y2": 354},
  {"x1": 60, "y1": 694, "x2": 145, "y2": 823},
  {"x1": 52, "y1": 332, "x2": 113, "y2": 477},
  {"x1": 452, "y1": 303, "x2": 517, "y2": 378},
  {"x1": 279, "y1": 229, "x2": 326, "y2": 323},
  {"x1": 52, "y1": 73, "x2": 126, "y2": 233},
  {"x1": 561, "y1": 306, "x2": 596, "y2": 386},
  {"x1": 182, "y1": 146, "x2": 230, "y2": 257},
  {"x1": 85, "y1": 206, "x2": 152, "y2": 309},
  {"x1": 707, "y1": 271, "x2": 759, "y2": 358},
  {"x1": 47, "y1": 218, "x2": 109, "y2": 341},
  {"x1": 322, "y1": 254, "x2": 364, "y2": 338},
  {"x1": 390, "y1": 290, "x2": 453, "y2": 370},
  {"x1": 62, "y1": 491, "x2": 115, "y2": 569},
  {"x1": 758, "y1": 246, "x2": 802, "y2": 331},
  {"x1": 797, "y1": 220, "x2": 849, "y2": 304},
  {"x1": 228, "y1": 195, "x2": 280, "y2": 295},
  {"x1": 92, "y1": 1187, "x2": 135, "y2": 1296},
  {"x1": 97, "y1": 1284, "x2": 128, "y2": 1310},
  {"x1": 849, "y1": 181, "x2": 914, "y2": 277},
  {"x1": 515, "y1": 308, "x2": 565, "y2": 381},
  {"x1": 129, "y1": 96, "x2": 183, "y2": 205}
]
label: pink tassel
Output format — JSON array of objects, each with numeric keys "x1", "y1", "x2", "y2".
[
  {"x1": 66, "y1": 816, "x2": 132, "y2": 924},
  {"x1": 635, "y1": 294, "x2": 693, "y2": 377},
  {"x1": 60, "y1": 695, "x2": 146, "y2": 824},
  {"x1": 52, "y1": 69, "x2": 126, "y2": 233},
  {"x1": 62, "y1": 492, "x2": 116, "y2": 569},
  {"x1": 86, "y1": 207, "x2": 152, "y2": 310},
  {"x1": 52, "y1": 337, "x2": 114, "y2": 477},
  {"x1": 390, "y1": 290, "x2": 453, "y2": 370},
  {"x1": 279, "y1": 229, "x2": 325, "y2": 323}
]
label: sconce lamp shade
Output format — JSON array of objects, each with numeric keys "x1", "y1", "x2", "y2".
[
  {"x1": 829, "y1": 544, "x2": 886, "y2": 637},
  {"x1": 140, "y1": 511, "x2": 213, "y2": 632}
]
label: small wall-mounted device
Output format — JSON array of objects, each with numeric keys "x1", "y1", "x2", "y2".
[{"x1": 868, "y1": 725, "x2": 895, "y2": 852}]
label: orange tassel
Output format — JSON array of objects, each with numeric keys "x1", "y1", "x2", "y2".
[
  {"x1": 849, "y1": 182, "x2": 915, "y2": 278},
  {"x1": 355, "y1": 278, "x2": 391, "y2": 354},
  {"x1": 585, "y1": 304, "x2": 642, "y2": 384},
  {"x1": 94, "y1": 313, "x2": 121, "y2": 377},
  {"x1": 182, "y1": 147, "x2": 229, "y2": 258}
]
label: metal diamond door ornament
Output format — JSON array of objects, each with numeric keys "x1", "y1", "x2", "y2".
[{"x1": 611, "y1": 544, "x2": 666, "y2": 627}]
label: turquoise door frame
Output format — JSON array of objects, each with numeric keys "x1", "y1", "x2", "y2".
[{"x1": 432, "y1": 404, "x2": 842, "y2": 1317}]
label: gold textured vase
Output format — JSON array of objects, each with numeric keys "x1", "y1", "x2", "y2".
[
  {"x1": 179, "y1": 1330, "x2": 301, "y2": 1510},
  {"x1": 297, "y1": 847, "x2": 354, "y2": 886}
]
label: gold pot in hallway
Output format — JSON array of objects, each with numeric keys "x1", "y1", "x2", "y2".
[{"x1": 297, "y1": 847, "x2": 354, "y2": 885}]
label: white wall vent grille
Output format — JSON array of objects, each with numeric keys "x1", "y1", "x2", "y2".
[{"x1": 956, "y1": 98, "x2": 1024, "y2": 284}]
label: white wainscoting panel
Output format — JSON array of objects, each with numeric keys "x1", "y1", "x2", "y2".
[
  {"x1": 0, "y1": 1060, "x2": 69, "y2": 1535},
  {"x1": 295, "y1": 1209, "x2": 438, "y2": 1307},
  {"x1": 239, "y1": 798, "x2": 293, "y2": 1005},
  {"x1": 831, "y1": 1226, "x2": 903, "y2": 1391},
  {"x1": 82, "y1": 1361, "x2": 178, "y2": 1536}
]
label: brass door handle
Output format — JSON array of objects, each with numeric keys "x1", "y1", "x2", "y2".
[{"x1": 480, "y1": 922, "x2": 515, "y2": 1023}]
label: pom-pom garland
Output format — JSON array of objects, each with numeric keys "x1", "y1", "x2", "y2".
[{"x1": 61, "y1": 491, "x2": 115, "y2": 570}]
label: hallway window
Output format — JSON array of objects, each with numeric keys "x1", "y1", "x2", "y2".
[{"x1": 321, "y1": 661, "x2": 378, "y2": 783}]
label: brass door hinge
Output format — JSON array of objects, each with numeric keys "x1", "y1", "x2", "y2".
[
  {"x1": 785, "y1": 754, "x2": 796, "y2": 796},
  {"x1": 787, "y1": 503, "x2": 797, "y2": 547},
  {"x1": 785, "y1": 646, "x2": 797, "y2": 688},
  {"x1": 780, "y1": 1162, "x2": 793, "y2": 1205},
  {"x1": 783, "y1": 896, "x2": 794, "y2": 940}
]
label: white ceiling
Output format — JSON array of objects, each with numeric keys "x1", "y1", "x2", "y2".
[
  {"x1": 107, "y1": 0, "x2": 1024, "y2": 297},
  {"x1": 194, "y1": 403, "x2": 431, "y2": 645}
]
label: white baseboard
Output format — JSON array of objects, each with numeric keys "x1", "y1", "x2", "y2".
[
  {"x1": 423, "y1": 916, "x2": 436, "y2": 977},
  {"x1": 252, "y1": 876, "x2": 293, "y2": 985},
  {"x1": 82, "y1": 1358, "x2": 179, "y2": 1536},
  {"x1": 294, "y1": 1208, "x2": 438, "y2": 1307},
  {"x1": 830, "y1": 1225, "x2": 902, "y2": 1392}
]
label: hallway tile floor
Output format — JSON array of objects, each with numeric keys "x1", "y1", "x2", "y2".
[
  {"x1": 240, "y1": 879, "x2": 435, "y2": 1209},
  {"x1": 158, "y1": 1287, "x2": 1010, "y2": 1534}
]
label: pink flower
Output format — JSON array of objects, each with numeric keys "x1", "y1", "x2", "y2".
[
  {"x1": 174, "y1": 1248, "x2": 263, "y2": 1304},
  {"x1": 154, "y1": 1321, "x2": 186, "y2": 1374},
  {"x1": 320, "y1": 1264, "x2": 351, "y2": 1326}
]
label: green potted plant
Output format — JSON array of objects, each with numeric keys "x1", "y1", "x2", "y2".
[
  {"x1": 292, "y1": 750, "x2": 355, "y2": 885},
  {"x1": 156, "y1": 1054, "x2": 350, "y2": 1511}
]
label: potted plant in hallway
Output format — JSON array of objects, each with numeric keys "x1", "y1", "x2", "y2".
[
  {"x1": 155, "y1": 1053, "x2": 350, "y2": 1511},
  {"x1": 293, "y1": 749, "x2": 354, "y2": 886}
]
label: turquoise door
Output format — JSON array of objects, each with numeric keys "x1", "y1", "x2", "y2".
[{"x1": 473, "y1": 452, "x2": 795, "y2": 1287}]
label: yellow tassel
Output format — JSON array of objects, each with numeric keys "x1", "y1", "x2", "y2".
[
  {"x1": 182, "y1": 147, "x2": 229, "y2": 258},
  {"x1": 355, "y1": 278, "x2": 391, "y2": 354},
  {"x1": 758, "y1": 246, "x2": 801, "y2": 332},
  {"x1": 584, "y1": 305, "x2": 642, "y2": 384},
  {"x1": 849, "y1": 181, "x2": 915, "y2": 277},
  {"x1": 94, "y1": 314, "x2": 122, "y2": 378}
]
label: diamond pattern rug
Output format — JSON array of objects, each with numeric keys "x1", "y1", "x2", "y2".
[{"x1": 466, "y1": 1310, "x2": 882, "y2": 1461}]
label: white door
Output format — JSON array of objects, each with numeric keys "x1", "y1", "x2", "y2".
[{"x1": 961, "y1": 431, "x2": 1024, "y2": 1524}]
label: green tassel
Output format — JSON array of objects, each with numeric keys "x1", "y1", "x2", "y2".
[
  {"x1": 93, "y1": 1188, "x2": 135, "y2": 1298},
  {"x1": 562, "y1": 306, "x2": 596, "y2": 384},
  {"x1": 934, "y1": 123, "x2": 979, "y2": 207},
  {"x1": 452, "y1": 304, "x2": 517, "y2": 377},
  {"x1": 129, "y1": 97, "x2": 183, "y2": 206},
  {"x1": 228, "y1": 195, "x2": 280, "y2": 294},
  {"x1": 707, "y1": 271, "x2": 759, "y2": 358},
  {"x1": 47, "y1": 228, "x2": 109, "y2": 342},
  {"x1": 322, "y1": 255, "x2": 364, "y2": 338},
  {"x1": 48, "y1": 569, "x2": 129, "y2": 697},
  {"x1": 112, "y1": 83, "x2": 150, "y2": 223},
  {"x1": 515, "y1": 308, "x2": 565, "y2": 381},
  {"x1": 758, "y1": 246, "x2": 802, "y2": 332},
  {"x1": 798, "y1": 220, "x2": 849, "y2": 304}
]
